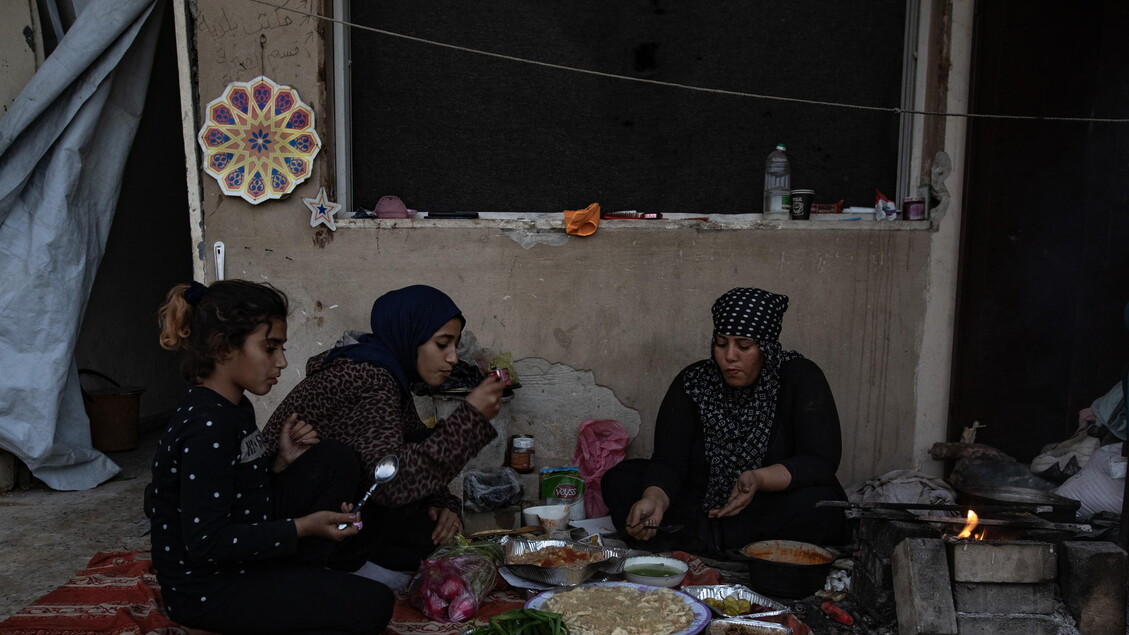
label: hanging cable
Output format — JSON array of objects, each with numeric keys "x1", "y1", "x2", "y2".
[{"x1": 245, "y1": 0, "x2": 1129, "y2": 124}]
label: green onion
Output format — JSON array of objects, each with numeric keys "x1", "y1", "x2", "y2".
[{"x1": 467, "y1": 608, "x2": 570, "y2": 635}]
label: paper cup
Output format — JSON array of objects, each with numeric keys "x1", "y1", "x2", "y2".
[
  {"x1": 536, "y1": 505, "x2": 571, "y2": 534},
  {"x1": 790, "y1": 189, "x2": 814, "y2": 220}
]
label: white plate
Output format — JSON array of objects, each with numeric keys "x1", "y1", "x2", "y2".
[{"x1": 525, "y1": 581, "x2": 711, "y2": 635}]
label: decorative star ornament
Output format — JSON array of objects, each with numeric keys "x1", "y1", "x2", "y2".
[{"x1": 304, "y1": 187, "x2": 340, "y2": 231}]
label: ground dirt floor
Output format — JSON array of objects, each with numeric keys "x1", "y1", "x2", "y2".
[{"x1": 0, "y1": 429, "x2": 153, "y2": 620}]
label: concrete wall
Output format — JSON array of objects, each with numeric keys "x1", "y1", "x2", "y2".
[
  {"x1": 0, "y1": 0, "x2": 42, "y2": 115},
  {"x1": 184, "y1": 0, "x2": 965, "y2": 487}
]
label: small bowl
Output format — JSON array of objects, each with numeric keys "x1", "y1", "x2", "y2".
[
  {"x1": 622, "y1": 555, "x2": 688, "y2": 588},
  {"x1": 522, "y1": 504, "x2": 570, "y2": 527}
]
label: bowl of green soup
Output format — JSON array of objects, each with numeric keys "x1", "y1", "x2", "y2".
[{"x1": 622, "y1": 555, "x2": 688, "y2": 588}]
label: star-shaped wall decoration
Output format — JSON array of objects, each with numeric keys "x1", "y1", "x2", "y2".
[{"x1": 304, "y1": 187, "x2": 340, "y2": 231}]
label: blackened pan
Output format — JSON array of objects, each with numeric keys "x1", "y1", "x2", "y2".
[
  {"x1": 726, "y1": 539, "x2": 834, "y2": 599},
  {"x1": 956, "y1": 486, "x2": 1081, "y2": 523}
]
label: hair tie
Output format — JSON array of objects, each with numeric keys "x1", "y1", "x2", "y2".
[{"x1": 183, "y1": 281, "x2": 207, "y2": 307}]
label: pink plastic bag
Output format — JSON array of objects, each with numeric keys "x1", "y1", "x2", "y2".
[
  {"x1": 408, "y1": 554, "x2": 497, "y2": 622},
  {"x1": 572, "y1": 419, "x2": 629, "y2": 518}
]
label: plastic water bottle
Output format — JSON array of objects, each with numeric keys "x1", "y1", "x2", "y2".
[{"x1": 763, "y1": 143, "x2": 792, "y2": 214}]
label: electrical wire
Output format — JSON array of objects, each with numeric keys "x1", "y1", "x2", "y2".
[{"x1": 245, "y1": 0, "x2": 1129, "y2": 124}]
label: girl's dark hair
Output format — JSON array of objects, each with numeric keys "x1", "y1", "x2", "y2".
[{"x1": 158, "y1": 280, "x2": 289, "y2": 383}]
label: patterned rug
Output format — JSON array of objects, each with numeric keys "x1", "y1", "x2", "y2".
[
  {"x1": 0, "y1": 552, "x2": 186, "y2": 634},
  {"x1": 0, "y1": 551, "x2": 527, "y2": 635}
]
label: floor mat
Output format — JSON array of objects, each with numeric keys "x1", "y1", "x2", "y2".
[{"x1": 0, "y1": 551, "x2": 185, "y2": 634}]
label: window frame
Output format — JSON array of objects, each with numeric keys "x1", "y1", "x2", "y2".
[{"x1": 331, "y1": 1, "x2": 922, "y2": 220}]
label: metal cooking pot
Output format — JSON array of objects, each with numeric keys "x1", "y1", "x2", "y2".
[{"x1": 727, "y1": 539, "x2": 834, "y2": 599}]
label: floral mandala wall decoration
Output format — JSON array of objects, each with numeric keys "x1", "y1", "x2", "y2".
[{"x1": 198, "y1": 76, "x2": 321, "y2": 205}]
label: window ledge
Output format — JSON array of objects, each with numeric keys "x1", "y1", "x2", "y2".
[{"x1": 336, "y1": 212, "x2": 933, "y2": 231}]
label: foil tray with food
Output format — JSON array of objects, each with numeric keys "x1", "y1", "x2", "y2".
[
  {"x1": 501, "y1": 537, "x2": 628, "y2": 586},
  {"x1": 681, "y1": 584, "x2": 786, "y2": 619},
  {"x1": 708, "y1": 618, "x2": 791, "y2": 635}
]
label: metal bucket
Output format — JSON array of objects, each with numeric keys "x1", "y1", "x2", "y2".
[{"x1": 79, "y1": 369, "x2": 145, "y2": 453}]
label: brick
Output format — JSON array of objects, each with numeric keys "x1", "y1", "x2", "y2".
[
  {"x1": 951, "y1": 581, "x2": 1054, "y2": 614},
  {"x1": 858, "y1": 517, "x2": 942, "y2": 556},
  {"x1": 955, "y1": 614, "x2": 1058, "y2": 635},
  {"x1": 947, "y1": 540, "x2": 1056, "y2": 583},
  {"x1": 892, "y1": 538, "x2": 958, "y2": 635},
  {"x1": 851, "y1": 551, "x2": 894, "y2": 618},
  {"x1": 852, "y1": 517, "x2": 943, "y2": 620},
  {"x1": 1058, "y1": 541, "x2": 1127, "y2": 635}
]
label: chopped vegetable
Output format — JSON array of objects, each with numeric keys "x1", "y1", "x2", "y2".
[
  {"x1": 705, "y1": 595, "x2": 759, "y2": 616},
  {"x1": 467, "y1": 608, "x2": 571, "y2": 635},
  {"x1": 820, "y1": 601, "x2": 854, "y2": 625}
]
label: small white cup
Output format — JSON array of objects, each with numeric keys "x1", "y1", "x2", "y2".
[{"x1": 537, "y1": 505, "x2": 571, "y2": 537}]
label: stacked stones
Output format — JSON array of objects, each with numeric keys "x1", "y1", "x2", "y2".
[{"x1": 891, "y1": 537, "x2": 1127, "y2": 635}]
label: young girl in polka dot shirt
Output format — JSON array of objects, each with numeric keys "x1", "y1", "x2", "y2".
[{"x1": 148, "y1": 280, "x2": 392, "y2": 634}]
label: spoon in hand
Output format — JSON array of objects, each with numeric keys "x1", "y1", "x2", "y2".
[
  {"x1": 337, "y1": 454, "x2": 399, "y2": 530},
  {"x1": 627, "y1": 522, "x2": 685, "y2": 533}
]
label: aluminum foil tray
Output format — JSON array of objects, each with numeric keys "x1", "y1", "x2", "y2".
[
  {"x1": 681, "y1": 584, "x2": 786, "y2": 619},
  {"x1": 707, "y1": 618, "x2": 791, "y2": 635},
  {"x1": 502, "y1": 537, "x2": 627, "y2": 586}
]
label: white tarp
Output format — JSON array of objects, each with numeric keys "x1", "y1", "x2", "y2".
[{"x1": 0, "y1": 0, "x2": 162, "y2": 489}]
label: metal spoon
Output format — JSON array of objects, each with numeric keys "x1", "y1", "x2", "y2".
[
  {"x1": 337, "y1": 454, "x2": 399, "y2": 530},
  {"x1": 628, "y1": 522, "x2": 685, "y2": 533}
]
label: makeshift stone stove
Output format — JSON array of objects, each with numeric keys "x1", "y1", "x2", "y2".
[{"x1": 840, "y1": 504, "x2": 1127, "y2": 635}]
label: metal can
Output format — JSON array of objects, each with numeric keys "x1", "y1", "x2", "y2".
[
  {"x1": 488, "y1": 368, "x2": 511, "y2": 385},
  {"x1": 903, "y1": 197, "x2": 926, "y2": 221}
]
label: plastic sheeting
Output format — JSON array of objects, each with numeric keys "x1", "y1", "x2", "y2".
[{"x1": 0, "y1": 0, "x2": 162, "y2": 490}]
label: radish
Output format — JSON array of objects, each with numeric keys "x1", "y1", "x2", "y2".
[
  {"x1": 438, "y1": 575, "x2": 465, "y2": 599},
  {"x1": 447, "y1": 592, "x2": 478, "y2": 622}
]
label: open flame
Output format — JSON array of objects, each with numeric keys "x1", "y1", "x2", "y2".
[{"x1": 955, "y1": 509, "x2": 987, "y2": 540}]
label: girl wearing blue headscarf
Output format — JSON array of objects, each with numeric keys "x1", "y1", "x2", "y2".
[{"x1": 261, "y1": 285, "x2": 505, "y2": 573}]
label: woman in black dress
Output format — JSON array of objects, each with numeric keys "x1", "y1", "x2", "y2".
[{"x1": 603, "y1": 287, "x2": 847, "y2": 555}]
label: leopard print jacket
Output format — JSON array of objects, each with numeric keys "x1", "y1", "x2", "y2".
[{"x1": 261, "y1": 351, "x2": 497, "y2": 515}]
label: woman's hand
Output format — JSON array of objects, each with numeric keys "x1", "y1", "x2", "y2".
[
  {"x1": 465, "y1": 374, "x2": 506, "y2": 420},
  {"x1": 709, "y1": 470, "x2": 761, "y2": 518},
  {"x1": 708, "y1": 464, "x2": 792, "y2": 518},
  {"x1": 429, "y1": 506, "x2": 462, "y2": 544},
  {"x1": 625, "y1": 487, "x2": 670, "y2": 541},
  {"x1": 295, "y1": 503, "x2": 359, "y2": 540},
  {"x1": 272, "y1": 414, "x2": 319, "y2": 472}
]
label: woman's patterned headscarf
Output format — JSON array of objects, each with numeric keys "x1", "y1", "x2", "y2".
[{"x1": 682, "y1": 288, "x2": 801, "y2": 510}]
